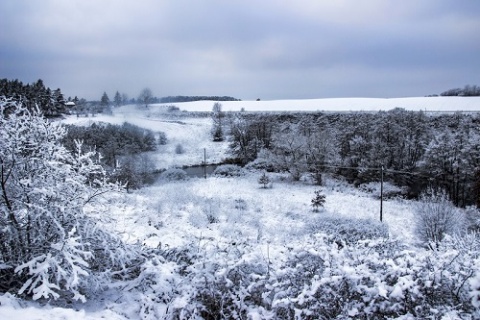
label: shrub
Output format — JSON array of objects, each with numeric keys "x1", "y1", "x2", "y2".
[
  {"x1": 133, "y1": 234, "x2": 480, "y2": 319},
  {"x1": 175, "y1": 144, "x2": 185, "y2": 154},
  {"x1": 159, "y1": 168, "x2": 189, "y2": 182},
  {"x1": 244, "y1": 158, "x2": 277, "y2": 172},
  {"x1": 310, "y1": 214, "x2": 389, "y2": 244},
  {"x1": 269, "y1": 236, "x2": 480, "y2": 319},
  {"x1": 465, "y1": 206, "x2": 480, "y2": 233},
  {"x1": 158, "y1": 131, "x2": 167, "y2": 145},
  {"x1": 0, "y1": 105, "x2": 139, "y2": 302},
  {"x1": 213, "y1": 164, "x2": 245, "y2": 177},
  {"x1": 234, "y1": 198, "x2": 247, "y2": 211},
  {"x1": 414, "y1": 189, "x2": 466, "y2": 246}
]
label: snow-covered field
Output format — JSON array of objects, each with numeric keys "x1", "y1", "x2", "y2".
[
  {"x1": 3, "y1": 97, "x2": 477, "y2": 319},
  {"x1": 152, "y1": 96, "x2": 480, "y2": 112}
]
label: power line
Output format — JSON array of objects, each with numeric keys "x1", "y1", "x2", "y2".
[
  {"x1": 314, "y1": 164, "x2": 431, "y2": 222},
  {"x1": 316, "y1": 164, "x2": 433, "y2": 179}
]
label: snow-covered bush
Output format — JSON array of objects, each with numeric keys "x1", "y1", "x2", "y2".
[
  {"x1": 234, "y1": 198, "x2": 247, "y2": 211},
  {"x1": 174, "y1": 143, "x2": 185, "y2": 154},
  {"x1": 465, "y1": 206, "x2": 480, "y2": 233},
  {"x1": 414, "y1": 189, "x2": 467, "y2": 246},
  {"x1": 267, "y1": 235, "x2": 480, "y2": 319},
  {"x1": 213, "y1": 164, "x2": 245, "y2": 177},
  {"x1": 125, "y1": 233, "x2": 480, "y2": 319},
  {"x1": 0, "y1": 105, "x2": 140, "y2": 303},
  {"x1": 160, "y1": 240, "x2": 268, "y2": 319},
  {"x1": 310, "y1": 214, "x2": 389, "y2": 244},
  {"x1": 113, "y1": 250, "x2": 180, "y2": 320},
  {"x1": 159, "y1": 168, "x2": 189, "y2": 182},
  {"x1": 244, "y1": 158, "x2": 278, "y2": 172},
  {"x1": 157, "y1": 131, "x2": 168, "y2": 145}
]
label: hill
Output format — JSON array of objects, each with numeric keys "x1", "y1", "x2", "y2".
[{"x1": 150, "y1": 96, "x2": 480, "y2": 112}]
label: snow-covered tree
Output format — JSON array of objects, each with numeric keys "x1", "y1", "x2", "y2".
[
  {"x1": 138, "y1": 88, "x2": 153, "y2": 108},
  {"x1": 0, "y1": 103, "x2": 138, "y2": 302},
  {"x1": 113, "y1": 91, "x2": 122, "y2": 108},
  {"x1": 311, "y1": 190, "x2": 326, "y2": 212},
  {"x1": 258, "y1": 171, "x2": 271, "y2": 189},
  {"x1": 211, "y1": 102, "x2": 224, "y2": 142},
  {"x1": 100, "y1": 92, "x2": 111, "y2": 114}
]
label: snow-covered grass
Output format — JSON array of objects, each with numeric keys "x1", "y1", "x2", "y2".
[{"x1": 112, "y1": 173, "x2": 415, "y2": 250}]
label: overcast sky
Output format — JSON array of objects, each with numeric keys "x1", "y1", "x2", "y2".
[{"x1": 1, "y1": 0, "x2": 479, "y2": 101}]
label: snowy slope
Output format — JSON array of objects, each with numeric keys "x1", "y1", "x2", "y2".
[
  {"x1": 151, "y1": 96, "x2": 480, "y2": 112},
  {"x1": 62, "y1": 113, "x2": 229, "y2": 169}
]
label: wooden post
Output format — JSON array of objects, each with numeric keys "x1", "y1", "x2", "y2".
[
  {"x1": 380, "y1": 166, "x2": 384, "y2": 222},
  {"x1": 203, "y1": 148, "x2": 207, "y2": 179}
]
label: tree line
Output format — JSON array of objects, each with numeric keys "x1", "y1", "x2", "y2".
[
  {"x1": 62, "y1": 122, "x2": 162, "y2": 191},
  {"x1": 224, "y1": 108, "x2": 480, "y2": 207},
  {"x1": 0, "y1": 78, "x2": 69, "y2": 117},
  {"x1": 440, "y1": 84, "x2": 480, "y2": 96},
  {"x1": 158, "y1": 95, "x2": 240, "y2": 103}
]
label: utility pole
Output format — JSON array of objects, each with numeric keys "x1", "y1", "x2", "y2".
[
  {"x1": 380, "y1": 166, "x2": 384, "y2": 222},
  {"x1": 203, "y1": 148, "x2": 207, "y2": 179}
]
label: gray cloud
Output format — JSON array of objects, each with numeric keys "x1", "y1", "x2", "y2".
[{"x1": 1, "y1": 0, "x2": 479, "y2": 100}]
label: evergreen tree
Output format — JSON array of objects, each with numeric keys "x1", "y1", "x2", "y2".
[
  {"x1": 100, "y1": 92, "x2": 111, "y2": 114},
  {"x1": 311, "y1": 190, "x2": 326, "y2": 212},
  {"x1": 258, "y1": 171, "x2": 271, "y2": 189},
  {"x1": 113, "y1": 91, "x2": 122, "y2": 107}
]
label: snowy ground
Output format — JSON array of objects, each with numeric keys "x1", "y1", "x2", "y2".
[
  {"x1": 150, "y1": 96, "x2": 480, "y2": 112},
  {"x1": 3, "y1": 98, "x2": 452, "y2": 319}
]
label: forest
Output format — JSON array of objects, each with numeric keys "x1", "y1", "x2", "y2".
[{"x1": 224, "y1": 109, "x2": 480, "y2": 208}]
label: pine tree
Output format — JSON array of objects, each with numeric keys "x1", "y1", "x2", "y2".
[
  {"x1": 100, "y1": 92, "x2": 111, "y2": 114},
  {"x1": 113, "y1": 91, "x2": 122, "y2": 107},
  {"x1": 258, "y1": 171, "x2": 271, "y2": 189},
  {"x1": 311, "y1": 190, "x2": 326, "y2": 212}
]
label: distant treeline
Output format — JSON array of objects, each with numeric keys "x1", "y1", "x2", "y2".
[
  {"x1": 440, "y1": 85, "x2": 480, "y2": 96},
  {"x1": 157, "y1": 95, "x2": 241, "y2": 103}
]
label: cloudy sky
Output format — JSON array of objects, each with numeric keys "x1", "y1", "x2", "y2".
[{"x1": 1, "y1": 0, "x2": 479, "y2": 101}]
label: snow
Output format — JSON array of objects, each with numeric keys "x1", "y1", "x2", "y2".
[
  {"x1": 0, "y1": 293, "x2": 127, "y2": 320},
  {"x1": 62, "y1": 113, "x2": 229, "y2": 169},
  {"x1": 9, "y1": 97, "x2": 476, "y2": 318},
  {"x1": 146, "y1": 96, "x2": 480, "y2": 112}
]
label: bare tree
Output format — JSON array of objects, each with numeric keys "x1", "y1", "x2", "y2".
[{"x1": 138, "y1": 88, "x2": 153, "y2": 108}]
